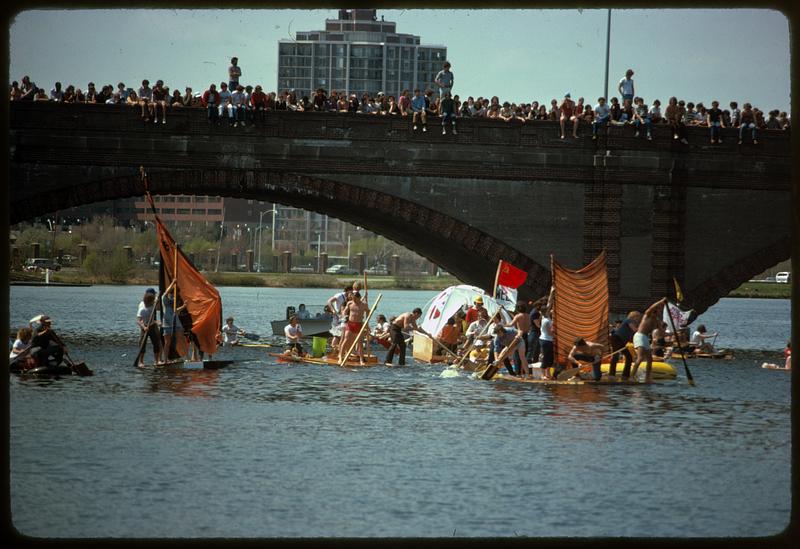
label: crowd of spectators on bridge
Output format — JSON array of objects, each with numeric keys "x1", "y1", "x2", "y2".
[{"x1": 10, "y1": 61, "x2": 791, "y2": 144}]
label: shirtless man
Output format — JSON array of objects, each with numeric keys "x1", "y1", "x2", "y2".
[
  {"x1": 384, "y1": 308, "x2": 425, "y2": 366},
  {"x1": 630, "y1": 298, "x2": 667, "y2": 382},
  {"x1": 567, "y1": 337, "x2": 605, "y2": 381},
  {"x1": 339, "y1": 291, "x2": 370, "y2": 365},
  {"x1": 507, "y1": 301, "x2": 531, "y2": 359}
]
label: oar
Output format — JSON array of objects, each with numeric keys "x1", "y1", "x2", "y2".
[
  {"x1": 479, "y1": 333, "x2": 522, "y2": 380},
  {"x1": 133, "y1": 293, "x2": 160, "y2": 368},
  {"x1": 430, "y1": 335, "x2": 460, "y2": 362},
  {"x1": 665, "y1": 297, "x2": 695, "y2": 386},
  {"x1": 340, "y1": 294, "x2": 382, "y2": 366},
  {"x1": 48, "y1": 329, "x2": 92, "y2": 376}
]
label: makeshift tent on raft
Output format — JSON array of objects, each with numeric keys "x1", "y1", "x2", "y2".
[
  {"x1": 419, "y1": 284, "x2": 513, "y2": 337},
  {"x1": 551, "y1": 251, "x2": 609, "y2": 368}
]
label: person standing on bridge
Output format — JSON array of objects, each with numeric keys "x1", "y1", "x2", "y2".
[
  {"x1": 434, "y1": 61, "x2": 454, "y2": 99},
  {"x1": 618, "y1": 69, "x2": 635, "y2": 103},
  {"x1": 228, "y1": 57, "x2": 242, "y2": 91}
]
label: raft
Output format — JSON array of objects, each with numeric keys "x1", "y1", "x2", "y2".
[
  {"x1": 489, "y1": 373, "x2": 659, "y2": 385},
  {"x1": 269, "y1": 352, "x2": 380, "y2": 367},
  {"x1": 671, "y1": 350, "x2": 733, "y2": 360},
  {"x1": 138, "y1": 359, "x2": 234, "y2": 370}
]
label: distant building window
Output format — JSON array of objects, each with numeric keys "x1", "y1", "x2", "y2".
[
  {"x1": 194, "y1": 196, "x2": 207, "y2": 203},
  {"x1": 177, "y1": 208, "x2": 190, "y2": 215},
  {"x1": 162, "y1": 196, "x2": 176, "y2": 202},
  {"x1": 207, "y1": 209, "x2": 222, "y2": 215},
  {"x1": 134, "y1": 208, "x2": 145, "y2": 214},
  {"x1": 192, "y1": 209, "x2": 205, "y2": 215},
  {"x1": 177, "y1": 196, "x2": 191, "y2": 203},
  {"x1": 161, "y1": 208, "x2": 175, "y2": 214}
]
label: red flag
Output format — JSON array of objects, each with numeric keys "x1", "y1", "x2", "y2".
[{"x1": 496, "y1": 260, "x2": 527, "y2": 289}]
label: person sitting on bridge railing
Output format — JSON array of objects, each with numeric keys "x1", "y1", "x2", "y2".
[
  {"x1": 666, "y1": 96, "x2": 689, "y2": 144},
  {"x1": 649, "y1": 99, "x2": 662, "y2": 124},
  {"x1": 125, "y1": 89, "x2": 138, "y2": 106},
  {"x1": 738, "y1": 102, "x2": 758, "y2": 145},
  {"x1": 201, "y1": 83, "x2": 219, "y2": 123},
  {"x1": 231, "y1": 84, "x2": 247, "y2": 127},
  {"x1": 137, "y1": 79, "x2": 153, "y2": 122},
  {"x1": 152, "y1": 79, "x2": 168, "y2": 124}
]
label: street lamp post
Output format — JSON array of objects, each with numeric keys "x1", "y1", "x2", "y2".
[{"x1": 257, "y1": 208, "x2": 277, "y2": 273}]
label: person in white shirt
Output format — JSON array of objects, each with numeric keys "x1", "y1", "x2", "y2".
[
  {"x1": 617, "y1": 68, "x2": 635, "y2": 102},
  {"x1": 230, "y1": 85, "x2": 247, "y2": 127},
  {"x1": 283, "y1": 315, "x2": 305, "y2": 356},
  {"x1": 218, "y1": 82, "x2": 233, "y2": 123},
  {"x1": 49, "y1": 82, "x2": 63, "y2": 102},
  {"x1": 222, "y1": 316, "x2": 245, "y2": 346}
]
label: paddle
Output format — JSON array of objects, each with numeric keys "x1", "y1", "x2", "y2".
[
  {"x1": 133, "y1": 293, "x2": 160, "y2": 368},
  {"x1": 479, "y1": 333, "x2": 522, "y2": 380},
  {"x1": 429, "y1": 334, "x2": 460, "y2": 362},
  {"x1": 665, "y1": 297, "x2": 695, "y2": 386},
  {"x1": 340, "y1": 293, "x2": 382, "y2": 366},
  {"x1": 48, "y1": 329, "x2": 92, "y2": 376}
]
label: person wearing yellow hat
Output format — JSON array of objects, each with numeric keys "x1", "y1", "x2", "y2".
[{"x1": 465, "y1": 295, "x2": 487, "y2": 325}]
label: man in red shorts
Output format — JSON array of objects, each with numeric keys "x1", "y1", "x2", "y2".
[{"x1": 339, "y1": 291, "x2": 370, "y2": 365}]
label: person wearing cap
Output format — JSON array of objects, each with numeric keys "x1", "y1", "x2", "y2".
[
  {"x1": 559, "y1": 92, "x2": 579, "y2": 139},
  {"x1": 465, "y1": 295, "x2": 487, "y2": 325},
  {"x1": 28, "y1": 314, "x2": 65, "y2": 368},
  {"x1": 136, "y1": 288, "x2": 162, "y2": 366},
  {"x1": 161, "y1": 280, "x2": 185, "y2": 360}
]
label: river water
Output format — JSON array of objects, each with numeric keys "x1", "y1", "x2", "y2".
[{"x1": 8, "y1": 286, "x2": 791, "y2": 538}]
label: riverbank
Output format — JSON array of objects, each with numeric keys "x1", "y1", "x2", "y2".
[
  {"x1": 9, "y1": 268, "x2": 461, "y2": 291},
  {"x1": 9, "y1": 269, "x2": 791, "y2": 297}
]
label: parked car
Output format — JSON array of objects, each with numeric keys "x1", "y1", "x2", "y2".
[
  {"x1": 325, "y1": 264, "x2": 358, "y2": 275},
  {"x1": 365, "y1": 264, "x2": 388, "y2": 275},
  {"x1": 775, "y1": 272, "x2": 790, "y2": 284},
  {"x1": 24, "y1": 258, "x2": 61, "y2": 272}
]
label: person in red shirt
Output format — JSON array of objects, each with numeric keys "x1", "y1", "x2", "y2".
[
  {"x1": 201, "y1": 84, "x2": 221, "y2": 124},
  {"x1": 559, "y1": 92, "x2": 579, "y2": 139},
  {"x1": 250, "y1": 85, "x2": 268, "y2": 123},
  {"x1": 465, "y1": 295, "x2": 487, "y2": 326}
]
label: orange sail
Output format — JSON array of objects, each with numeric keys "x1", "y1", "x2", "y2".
[
  {"x1": 551, "y1": 251, "x2": 609, "y2": 368},
  {"x1": 155, "y1": 215, "x2": 222, "y2": 357}
]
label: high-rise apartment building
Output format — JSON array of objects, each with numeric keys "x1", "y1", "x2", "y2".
[{"x1": 277, "y1": 9, "x2": 447, "y2": 99}]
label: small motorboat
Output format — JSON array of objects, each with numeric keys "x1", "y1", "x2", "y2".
[{"x1": 270, "y1": 305, "x2": 333, "y2": 338}]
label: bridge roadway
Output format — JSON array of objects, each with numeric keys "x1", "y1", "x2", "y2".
[{"x1": 8, "y1": 102, "x2": 793, "y2": 315}]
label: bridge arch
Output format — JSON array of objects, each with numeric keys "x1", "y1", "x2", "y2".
[{"x1": 35, "y1": 168, "x2": 552, "y2": 300}]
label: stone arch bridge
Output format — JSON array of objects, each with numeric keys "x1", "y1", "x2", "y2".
[{"x1": 8, "y1": 102, "x2": 792, "y2": 316}]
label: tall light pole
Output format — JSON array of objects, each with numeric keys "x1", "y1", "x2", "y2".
[
  {"x1": 603, "y1": 9, "x2": 611, "y2": 101},
  {"x1": 257, "y1": 208, "x2": 277, "y2": 273}
]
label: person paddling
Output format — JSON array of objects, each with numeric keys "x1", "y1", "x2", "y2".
[
  {"x1": 384, "y1": 308, "x2": 425, "y2": 366},
  {"x1": 566, "y1": 337, "x2": 604, "y2": 381},
  {"x1": 136, "y1": 288, "x2": 162, "y2": 366},
  {"x1": 630, "y1": 298, "x2": 667, "y2": 382}
]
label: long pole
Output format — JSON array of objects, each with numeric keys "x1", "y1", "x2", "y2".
[
  {"x1": 603, "y1": 9, "x2": 611, "y2": 100},
  {"x1": 271, "y1": 207, "x2": 277, "y2": 253},
  {"x1": 215, "y1": 206, "x2": 224, "y2": 273},
  {"x1": 665, "y1": 298, "x2": 695, "y2": 386},
  {"x1": 317, "y1": 233, "x2": 321, "y2": 273},
  {"x1": 340, "y1": 294, "x2": 382, "y2": 366},
  {"x1": 257, "y1": 210, "x2": 264, "y2": 272}
]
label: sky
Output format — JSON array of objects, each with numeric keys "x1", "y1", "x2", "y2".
[{"x1": 8, "y1": 8, "x2": 792, "y2": 110}]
